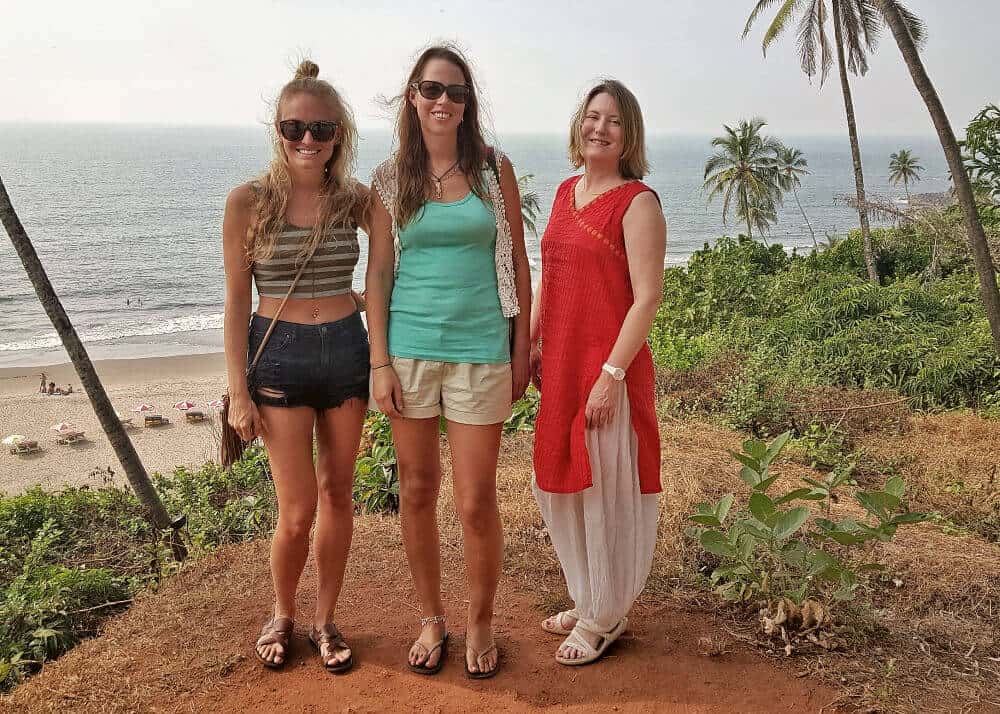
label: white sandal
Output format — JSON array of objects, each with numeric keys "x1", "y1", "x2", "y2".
[
  {"x1": 554, "y1": 618, "x2": 627, "y2": 666},
  {"x1": 541, "y1": 609, "x2": 579, "y2": 636}
]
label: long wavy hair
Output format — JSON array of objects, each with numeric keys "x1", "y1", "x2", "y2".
[
  {"x1": 568, "y1": 79, "x2": 649, "y2": 180},
  {"x1": 247, "y1": 60, "x2": 362, "y2": 265},
  {"x1": 393, "y1": 44, "x2": 489, "y2": 229}
]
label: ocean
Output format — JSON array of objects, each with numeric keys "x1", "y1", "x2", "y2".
[{"x1": 0, "y1": 124, "x2": 951, "y2": 368}]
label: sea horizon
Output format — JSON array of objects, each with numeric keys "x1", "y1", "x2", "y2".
[{"x1": 0, "y1": 123, "x2": 954, "y2": 369}]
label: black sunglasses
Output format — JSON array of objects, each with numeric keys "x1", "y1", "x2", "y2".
[
  {"x1": 278, "y1": 120, "x2": 339, "y2": 142},
  {"x1": 410, "y1": 80, "x2": 471, "y2": 104}
]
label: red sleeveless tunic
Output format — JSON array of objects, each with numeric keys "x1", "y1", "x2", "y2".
[{"x1": 533, "y1": 175, "x2": 662, "y2": 495}]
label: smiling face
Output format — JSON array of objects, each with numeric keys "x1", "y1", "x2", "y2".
[
  {"x1": 277, "y1": 91, "x2": 340, "y2": 174},
  {"x1": 408, "y1": 57, "x2": 468, "y2": 138},
  {"x1": 579, "y1": 92, "x2": 624, "y2": 165}
]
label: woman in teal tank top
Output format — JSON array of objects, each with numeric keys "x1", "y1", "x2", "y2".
[
  {"x1": 366, "y1": 44, "x2": 532, "y2": 679},
  {"x1": 389, "y1": 188, "x2": 510, "y2": 363}
]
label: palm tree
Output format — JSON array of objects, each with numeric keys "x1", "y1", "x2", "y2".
[
  {"x1": 518, "y1": 174, "x2": 542, "y2": 236},
  {"x1": 0, "y1": 175, "x2": 184, "y2": 547},
  {"x1": 775, "y1": 146, "x2": 817, "y2": 249},
  {"x1": 703, "y1": 118, "x2": 784, "y2": 242},
  {"x1": 888, "y1": 148, "x2": 924, "y2": 202},
  {"x1": 875, "y1": 0, "x2": 1000, "y2": 356},
  {"x1": 744, "y1": 0, "x2": 925, "y2": 284}
]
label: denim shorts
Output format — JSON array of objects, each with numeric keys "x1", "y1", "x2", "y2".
[{"x1": 247, "y1": 311, "x2": 370, "y2": 410}]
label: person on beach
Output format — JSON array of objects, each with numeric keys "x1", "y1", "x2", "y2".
[
  {"x1": 365, "y1": 44, "x2": 532, "y2": 678},
  {"x1": 39, "y1": 372, "x2": 47, "y2": 393},
  {"x1": 222, "y1": 60, "x2": 368, "y2": 673},
  {"x1": 530, "y1": 80, "x2": 666, "y2": 666}
]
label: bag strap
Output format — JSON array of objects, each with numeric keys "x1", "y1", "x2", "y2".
[{"x1": 245, "y1": 240, "x2": 319, "y2": 378}]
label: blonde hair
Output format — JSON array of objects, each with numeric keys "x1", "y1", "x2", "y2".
[
  {"x1": 247, "y1": 59, "x2": 362, "y2": 265},
  {"x1": 568, "y1": 79, "x2": 649, "y2": 180}
]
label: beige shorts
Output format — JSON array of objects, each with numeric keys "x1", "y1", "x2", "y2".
[{"x1": 376, "y1": 357, "x2": 512, "y2": 425}]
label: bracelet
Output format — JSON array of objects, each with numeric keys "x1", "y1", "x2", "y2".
[{"x1": 371, "y1": 362, "x2": 393, "y2": 370}]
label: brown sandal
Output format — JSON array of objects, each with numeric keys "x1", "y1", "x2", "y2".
[
  {"x1": 256, "y1": 616, "x2": 294, "y2": 669},
  {"x1": 309, "y1": 623, "x2": 354, "y2": 674}
]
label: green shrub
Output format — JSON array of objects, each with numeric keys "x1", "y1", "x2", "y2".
[
  {"x1": 686, "y1": 433, "x2": 929, "y2": 613},
  {"x1": 354, "y1": 412, "x2": 400, "y2": 515}
]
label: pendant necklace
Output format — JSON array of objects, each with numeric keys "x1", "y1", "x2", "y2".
[{"x1": 430, "y1": 161, "x2": 460, "y2": 199}]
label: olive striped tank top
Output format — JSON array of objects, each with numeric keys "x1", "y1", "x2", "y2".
[{"x1": 252, "y1": 223, "x2": 359, "y2": 298}]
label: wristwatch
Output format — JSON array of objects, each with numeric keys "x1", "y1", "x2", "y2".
[{"x1": 602, "y1": 362, "x2": 626, "y2": 381}]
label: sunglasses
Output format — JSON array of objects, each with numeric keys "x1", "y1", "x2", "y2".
[
  {"x1": 410, "y1": 80, "x2": 471, "y2": 104},
  {"x1": 278, "y1": 120, "x2": 339, "y2": 142}
]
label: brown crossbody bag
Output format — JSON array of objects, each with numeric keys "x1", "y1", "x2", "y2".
[{"x1": 219, "y1": 244, "x2": 318, "y2": 468}]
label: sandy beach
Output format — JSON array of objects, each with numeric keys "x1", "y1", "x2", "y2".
[{"x1": 0, "y1": 352, "x2": 228, "y2": 494}]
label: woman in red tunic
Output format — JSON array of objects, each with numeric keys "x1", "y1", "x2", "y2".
[{"x1": 530, "y1": 80, "x2": 666, "y2": 666}]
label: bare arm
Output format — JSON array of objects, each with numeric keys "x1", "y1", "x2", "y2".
[
  {"x1": 498, "y1": 155, "x2": 533, "y2": 401},
  {"x1": 364, "y1": 183, "x2": 403, "y2": 417},
  {"x1": 222, "y1": 183, "x2": 263, "y2": 438},
  {"x1": 585, "y1": 190, "x2": 666, "y2": 428}
]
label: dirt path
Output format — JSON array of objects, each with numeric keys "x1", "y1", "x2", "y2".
[{"x1": 6, "y1": 535, "x2": 837, "y2": 714}]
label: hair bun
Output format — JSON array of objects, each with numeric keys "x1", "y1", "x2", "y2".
[{"x1": 294, "y1": 60, "x2": 320, "y2": 80}]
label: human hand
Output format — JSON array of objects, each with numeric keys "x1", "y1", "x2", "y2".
[
  {"x1": 529, "y1": 343, "x2": 542, "y2": 392},
  {"x1": 584, "y1": 372, "x2": 620, "y2": 430},
  {"x1": 372, "y1": 366, "x2": 403, "y2": 419},
  {"x1": 511, "y1": 347, "x2": 531, "y2": 401},
  {"x1": 228, "y1": 391, "x2": 263, "y2": 441}
]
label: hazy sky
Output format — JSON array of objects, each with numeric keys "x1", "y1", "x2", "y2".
[{"x1": 1, "y1": 0, "x2": 996, "y2": 136}]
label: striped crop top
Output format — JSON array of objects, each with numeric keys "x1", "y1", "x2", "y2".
[{"x1": 252, "y1": 223, "x2": 359, "y2": 299}]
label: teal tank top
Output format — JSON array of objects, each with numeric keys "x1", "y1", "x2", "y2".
[{"x1": 388, "y1": 191, "x2": 510, "y2": 364}]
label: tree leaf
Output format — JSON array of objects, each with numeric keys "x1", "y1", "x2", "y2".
[
  {"x1": 749, "y1": 492, "x2": 776, "y2": 522},
  {"x1": 716, "y1": 494, "x2": 735, "y2": 524},
  {"x1": 772, "y1": 507, "x2": 810, "y2": 540},
  {"x1": 700, "y1": 530, "x2": 738, "y2": 558}
]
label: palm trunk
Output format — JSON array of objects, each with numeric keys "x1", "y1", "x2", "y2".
[
  {"x1": 833, "y1": 0, "x2": 879, "y2": 284},
  {"x1": 904, "y1": 180, "x2": 910, "y2": 204},
  {"x1": 794, "y1": 187, "x2": 818, "y2": 250},
  {"x1": 0, "y1": 175, "x2": 184, "y2": 545},
  {"x1": 876, "y1": 0, "x2": 1000, "y2": 356}
]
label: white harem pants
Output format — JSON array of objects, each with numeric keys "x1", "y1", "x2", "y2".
[{"x1": 532, "y1": 381, "x2": 659, "y2": 634}]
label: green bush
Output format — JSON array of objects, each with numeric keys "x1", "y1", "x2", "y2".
[
  {"x1": 353, "y1": 412, "x2": 400, "y2": 515},
  {"x1": 0, "y1": 450, "x2": 276, "y2": 691},
  {"x1": 686, "y1": 433, "x2": 928, "y2": 613}
]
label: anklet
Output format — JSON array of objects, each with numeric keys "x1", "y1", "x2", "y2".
[{"x1": 420, "y1": 615, "x2": 446, "y2": 626}]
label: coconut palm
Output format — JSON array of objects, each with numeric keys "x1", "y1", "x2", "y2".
[
  {"x1": 875, "y1": 0, "x2": 1000, "y2": 355},
  {"x1": 518, "y1": 173, "x2": 542, "y2": 236},
  {"x1": 703, "y1": 118, "x2": 784, "y2": 242},
  {"x1": 0, "y1": 175, "x2": 183, "y2": 546},
  {"x1": 775, "y1": 146, "x2": 817, "y2": 248},
  {"x1": 743, "y1": 0, "x2": 925, "y2": 283},
  {"x1": 888, "y1": 148, "x2": 924, "y2": 202}
]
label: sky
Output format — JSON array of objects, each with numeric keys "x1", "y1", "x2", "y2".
[{"x1": 1, "y1": 0, "x2": 996, "y2": 137}]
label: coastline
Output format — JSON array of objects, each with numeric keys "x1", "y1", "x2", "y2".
[{"x1": 0, "y1": 352, "x2": 227, "y2": 494}]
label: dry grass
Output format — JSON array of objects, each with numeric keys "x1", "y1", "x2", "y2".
[{"x1": 860, "y1": 412, "x2": 1000, "y2": 538}]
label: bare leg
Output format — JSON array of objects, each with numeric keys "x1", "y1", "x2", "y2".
[
  {"x1": 447, "y1": 420, "x2": 503, "y2": 674},
  {"x1": 256, "y1": 404, "x2": 318, "y2": 665},
  {"x1": 311, "y1": 398, "x2": 366, "y2": 666},
  {"x1": 393, "y1": 416, "x2": 447, "y2": 668}
]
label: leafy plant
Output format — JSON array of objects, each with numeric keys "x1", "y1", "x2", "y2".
[
  {"x1": 504, "y1": 386, "x2": 540, "y2": 434},
  {"x1": 353, "y1": 412, "x2": 400, "y2": 515},
  {"x1": 686, "y1": 432, "x2": 929, "y2": 610}
]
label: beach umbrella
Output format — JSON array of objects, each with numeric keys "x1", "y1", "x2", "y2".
[
  {"x1": 173, "y1": 400, "x2": 196, "y2": 411},
  {"x1": 2, "y1": 435, "x2": 26, "y2": 446},
  {"x1": 50, "y1": 422, "x2": 77, "y2": 433},
  {"x1": 132, "y1": 403, "x2": 156, "y2": 413},
  {"x1": 207, "y1": 399, "x2": 225, "y2": 411}
]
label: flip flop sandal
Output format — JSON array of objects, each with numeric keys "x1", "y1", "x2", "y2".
[
  {"x1": 464, "y1": 641, "x2": 500, "y2": 680},
  {"x1": 554, "y1": 618, "x2": 627, "y2": 667},
  {"x1": 255, "y1": 616, "x2": 294, "y2": 670},
  {"x1": 541, "y1": 609, "x2": 579, "y2": 636},
  {"x1": 408, "y1": 632, "x2": 449, "y2": 675},
  {"x1": 309, "y1": 623, "x2": 354, "y2": 674}
]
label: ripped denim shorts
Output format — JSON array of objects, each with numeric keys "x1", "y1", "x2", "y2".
[{"x1": 247, "y1": 311, "x2": 370, "y2": 411}]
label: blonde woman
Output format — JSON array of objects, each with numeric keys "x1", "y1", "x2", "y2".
[
  {"x1": 366, "y1": 45, "x2": 532, "y2": 678},
  {"x1": 531, "y1": 80, "x2": 666, "y2": 666},
  {"x1": 223, "y1": 60, "x2": 368, "y2": 673}
]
